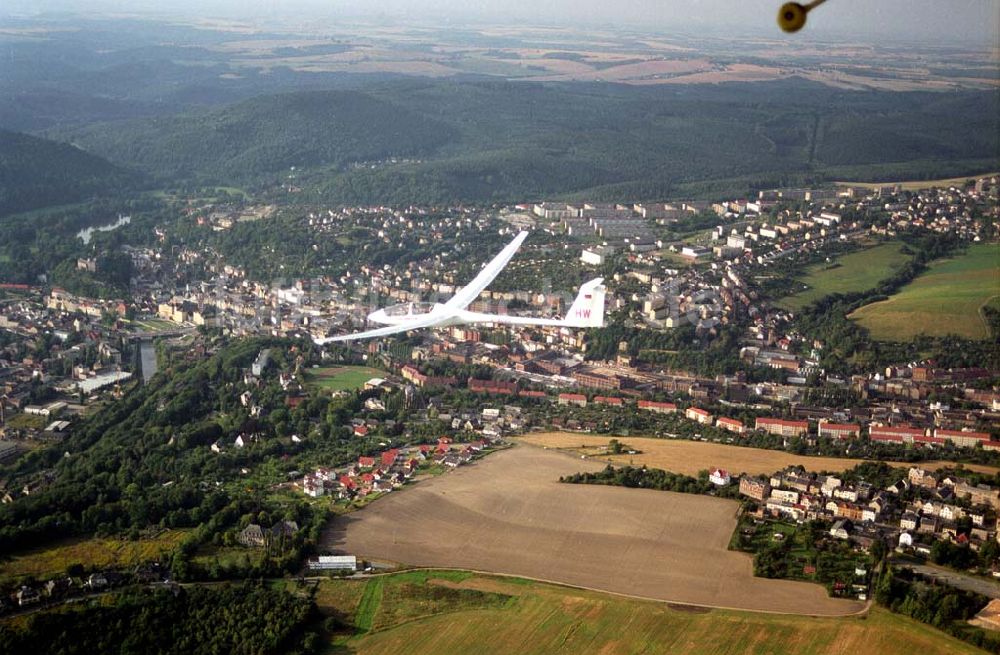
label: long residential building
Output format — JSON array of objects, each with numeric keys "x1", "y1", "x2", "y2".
[
  {"x1": 716, "y1": 417, "x2": 746, "y2": 434},
  {"x1": 558, "y1": 393, "x2": 588, "y2": 407},
  {"x1": 638, "y1": 400, "x2": 677, "y2": 414},
  {"x1": 935, "y1": 429, "x2": 993, "y2": 448},
  {"x1": 756, "y1": 417, "x2": 809, "y2": 438},
  {"x1": 868, "y1": 425, "x2": 926, "y2": 444},
  {"x1": 818, "y1": 421, "x2": 861, "y2": 440}
]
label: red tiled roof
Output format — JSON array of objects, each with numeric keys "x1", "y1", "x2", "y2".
[{"x1": 638, "y1": 400, "x2": 677, "y2": 410}]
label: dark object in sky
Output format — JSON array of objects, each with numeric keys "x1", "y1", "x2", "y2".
[{"x1": 778, "y1": 0, "x2": 828, "y2": 33}]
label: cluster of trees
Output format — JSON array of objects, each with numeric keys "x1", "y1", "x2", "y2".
[
  {"x1": 0, "y1": 583, "x2": 320, "y2": 655},
  {"x1": 49, "y1": 251, "x2": 135, "y2": 299},
  {"x1": 560, "y1": 464, "x2": 739, "y2": 498},
  {"x1": 584, "y1": 324, "x2": 752, "y2": 376},
  {"x1": 874, "y1": 564, "x2": 1000, "y2": 652}
]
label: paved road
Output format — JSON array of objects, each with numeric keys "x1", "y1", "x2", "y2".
[{"x1": 897, "y1": 560, "x2": 1000, "y2": 599}]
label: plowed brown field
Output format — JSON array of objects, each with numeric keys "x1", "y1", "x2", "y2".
[{"x1": 325, "y1": 445, "x2": 865, "y2": 616}]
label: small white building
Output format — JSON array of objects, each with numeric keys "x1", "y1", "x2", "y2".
[
  {"x1": 581, "y1": 245, "x2": 615, "y2": 266},
  {"x1": 709, "y1": 468, "x2": 731, "y2": 486},
  {"x1": 309, "y1": 555, "x2": 357, "y2": 571}
]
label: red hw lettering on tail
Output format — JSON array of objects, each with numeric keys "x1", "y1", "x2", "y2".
[{"x1": 575, "y1": 309, "x2": 591, "y2": 318}]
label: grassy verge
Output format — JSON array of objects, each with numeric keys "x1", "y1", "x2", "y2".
[{"x1": 354, "y1": 577, "x2": 384, "y2": 633}]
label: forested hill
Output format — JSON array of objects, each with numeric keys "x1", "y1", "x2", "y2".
[
  {"x1": 56, "y1": 90, "x2": 458, "y2": 183},
  {"x1": 55, "y1": 79, "x2": 1000, "y2": 203},
  {"x1": 0, "y1": 130, "x2": 137, "y2": 217}
]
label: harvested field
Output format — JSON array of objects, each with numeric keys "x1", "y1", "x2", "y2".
[
  {"x1": 530, "y1": 58, "x2": 711, "y2": 82},
  {"x1": 518, "y1": 432, "x2": 1000, "y2": 476},
  {"x1": 657, "y1": 64, "x2": 787, "y2": 85},
  {"x1": 325, "y1": 445, "x2": 864, "y2": 615}
]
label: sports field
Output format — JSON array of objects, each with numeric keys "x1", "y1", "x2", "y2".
[
  {"x1": 314, "y1": 572, "x2": 984, "y2": 655},
  {"x1": 304, "y1": 366, "x2": 385, "y2": 391},
  {"x1": 779, "y1": 243, "x2": 912, "y2": 311},
  {"x1": 131, "y1": 317, "x2": 180, "y2": 332},
  {"x1": 326, "y1": 445, "x2": 863, "y2": 615},
  {"x1": 519, "y1": 432, "x2": 1000, "y2": 476},
  {"x1": 849, "y1": 243, "x2": 999, "y2": 340}
]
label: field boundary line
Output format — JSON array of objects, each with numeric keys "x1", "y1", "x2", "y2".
[
  {"x1": 342, "y1": 566, "x2": 871, "y2": 619},
  {"x1": 977, "y1": 294, "x2": 1000, "y2": 337}
]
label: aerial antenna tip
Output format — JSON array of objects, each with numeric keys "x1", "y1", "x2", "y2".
[{"x1": 778, "y1": 0, "x2": 826, "y2": 33}]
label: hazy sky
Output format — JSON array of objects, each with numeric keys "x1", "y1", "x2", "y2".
[{"x1": 3, "y1": 0, "x2": 999, "y2": 45}]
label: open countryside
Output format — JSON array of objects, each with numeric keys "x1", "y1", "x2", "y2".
[
  {"x1": 326, "y1": 445, "x2": 864, "y2": 615},
  {"x1": 303, "y1": 366, "x2": 385, "y2": 391},
  {"x1": 779, "y1": 243, "x2": 913, "y2": 311},
  {"x1": 312, "y1": 572, "x2": 985, "y2": 655},
  {"x1": 849, "y1": 243, "x2": 1000, "y2": 340},
  {"x1": 517, "y1": 432, "x2": 1000, "y2": 477}
]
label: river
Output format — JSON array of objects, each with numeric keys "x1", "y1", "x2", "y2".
[
  {"x1": 77, "y1": 215, "x2": 131, "y2": 245},
  {"x1": 139, "y1": 341, "x2": 158, "y2": 383}
]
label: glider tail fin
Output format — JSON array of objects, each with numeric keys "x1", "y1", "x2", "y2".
[{"x1": 564, "y1": 277, "x2": 606, "y2": 328}]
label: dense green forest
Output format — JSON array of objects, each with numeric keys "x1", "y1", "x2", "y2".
[
  {"x1": 0, "y1": 583, "x2": 319, "y2": 655},
  {"x1": 53, "y1": 90, "x2": 456, "y2": 183},
  {"x1": 0, "y1": 130, "x2": 137, "y2": 217},
  {"x1": 53, "y1": 80, "x2": 1000, "y2": 204}
]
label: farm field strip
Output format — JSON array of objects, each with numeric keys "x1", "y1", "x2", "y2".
[{"x1": 518, "y1": 432, "x2": 1000, "y2": 477}]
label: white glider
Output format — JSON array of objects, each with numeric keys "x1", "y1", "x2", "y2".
[{"x1": 314, "y1": 231, "x2": 605, "y2": 344}]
